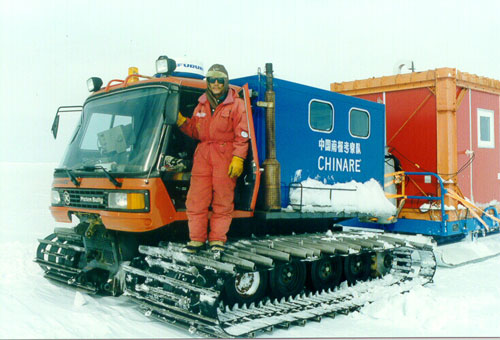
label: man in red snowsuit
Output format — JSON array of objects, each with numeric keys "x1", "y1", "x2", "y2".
[{"x1": 177, "y1": 64, "x2": 249, "y2": 253}]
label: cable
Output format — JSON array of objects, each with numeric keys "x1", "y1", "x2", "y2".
[
  {"x1": 388, "y1": 146, "x2": 475, "y2": 179},
  {"x1": 386, "y1": 147, "x2": 474, "y2": 216}
]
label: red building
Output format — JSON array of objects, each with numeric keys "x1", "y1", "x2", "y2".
[{"x1": 332, "y1": 68, "x2": 500, "y2": 223}]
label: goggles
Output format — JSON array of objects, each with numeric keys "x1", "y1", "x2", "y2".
[{"x1": 207, "y1": 77, "x2": 225, "y2": 84}]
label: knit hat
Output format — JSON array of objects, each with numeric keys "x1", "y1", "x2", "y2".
[{"x1": 206, "y1": 64, "x2": 229, "y2": 79}]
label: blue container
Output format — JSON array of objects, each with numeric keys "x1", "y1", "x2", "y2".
[{"x1": 232, "y1": 75, "x2": 386, "y2": 208}]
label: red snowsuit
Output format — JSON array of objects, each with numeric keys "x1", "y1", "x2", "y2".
[{"x1": 180, "y1": 88, "x2": 249, "y2": 243}]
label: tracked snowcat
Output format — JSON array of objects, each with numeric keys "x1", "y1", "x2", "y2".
[{"x1": 36, "y1": 57, "x2": 436, "y2": 337}]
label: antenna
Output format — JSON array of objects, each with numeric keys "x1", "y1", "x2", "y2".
[{"x1": 393, "y1": 60, "x2": 415, "y2": 74}]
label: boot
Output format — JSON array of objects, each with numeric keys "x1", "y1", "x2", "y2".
[
  {"x1": 182, "y1": 240, "x2": 205, "y2": 254},
  {"x1": 209, "y1": 240, "x2": 225, "y2": 253}
]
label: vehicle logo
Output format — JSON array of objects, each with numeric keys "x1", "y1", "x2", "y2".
[
  {"x1": 63, "y1": 191, "x2": 71, "y2": 205},
  {"x1": 80, "y1": 195, "x2": 104, "y2": 205}
]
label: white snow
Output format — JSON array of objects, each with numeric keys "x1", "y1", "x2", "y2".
[
  {"x1": 477, "y1": 199, "x2": 500, "y2": 209},
  {"x1": 436, "y1": 233, "x2": 500, "y2": 266},
  {"x1": 73, "y1": 291, "x2": 89, "y2": 307},
  {"x1": 288, "y1": 177, "x2": 397, "y2": 217},
  {"x1": 419, "y1": 202, "x2": 467, "y2": 212},
  {"x1": 1, "y1": 162, "x2": 500, "y2": 338}
]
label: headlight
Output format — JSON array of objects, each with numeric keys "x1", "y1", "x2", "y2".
[
  {"x1": 108, "y1": 192, "x2": 146, "y2": 210},
  {"x1": 156, "y1": 58, "x2": 169, "y2": 74},
  {"x1": 155, "y1": 55, "x2": 176, "y2": 76},
  {"x1": 51, "y1": 190, "x2": 61, "y2": 204},
  {"x1": 108, "y1": 192, "x2": 128, "y2": 209},
  {"x1": 87, "y1": 77, "x2": 103, "y2": 92}
]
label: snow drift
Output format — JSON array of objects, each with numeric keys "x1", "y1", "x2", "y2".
[{"x1": 288, "y1": 177, "x2": 397, "y2": 217}]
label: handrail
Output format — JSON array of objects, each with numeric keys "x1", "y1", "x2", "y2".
[
  {"x1": 105, "y1": 79, "x2": 125, "y2": 92},
  {"x1": 124, "y1": 74, "x2": 153, "y2": 86},
  {"x1": 386, "y1": 171, "x2": 500, "y2": 233},
  {"x1": 385, "y1": 171, "x2": 448, "y2": 222},
  {"x1": 104, "y1": 74, "x2": 155, "y2": 92},
  {"x1": 288, "y1": 182, "x2": 356, "y2": 211}
]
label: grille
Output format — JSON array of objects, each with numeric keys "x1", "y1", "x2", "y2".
[{"x1": 61, "y1": 189, "x2": 107, "y2": 209}]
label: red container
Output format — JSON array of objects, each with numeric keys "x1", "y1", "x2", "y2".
[{"x1": 332, "y1": 68, "x2": 500, "y2": 221}]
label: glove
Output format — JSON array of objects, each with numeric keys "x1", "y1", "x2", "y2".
[
  {"x1": 177, "y1": 112, "x2": 187, "y2": 127},
  {"x1": 162, "y1": 155, "x2": 187, "y2": 172},
  {"x1": 228, "y1": 156, "x2": 244, "y2": 178}
]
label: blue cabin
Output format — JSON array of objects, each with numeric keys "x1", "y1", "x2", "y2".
[{"x1": 231, "y1": 75, "x2": 386, "y2": 209}]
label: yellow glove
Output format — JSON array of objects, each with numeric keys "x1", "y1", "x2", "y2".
[
  {"x1": 177, "y1": 112, "x2": 187, "y2": 127},
  {"x1": 228, "y1": 156, "x2": 244, "y2": 178}
]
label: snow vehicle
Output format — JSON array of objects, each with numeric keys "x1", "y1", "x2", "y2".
[{"x1": 36, "y1": 57, "x2": 436, "y2": 337}]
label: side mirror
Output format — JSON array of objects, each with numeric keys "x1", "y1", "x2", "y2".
[
  {"x1": 164, "y1": 91, "x2": 180, "y2": 125},
  {"x1": 51, "y1": 113, "x2": 60, "y2": 139}
]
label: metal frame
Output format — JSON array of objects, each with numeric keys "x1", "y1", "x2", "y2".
[{"x1": 345, "y1": 170, "x2": 500, "y2": 239}]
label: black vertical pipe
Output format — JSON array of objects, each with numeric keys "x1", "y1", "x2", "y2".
[{"x1": 262, "y1": 63, "x2": 281, "y2": 211}]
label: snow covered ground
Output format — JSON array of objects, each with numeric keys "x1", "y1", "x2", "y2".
[{"x1": 1, "y1": 162, "x2": 500, "y2": 338}]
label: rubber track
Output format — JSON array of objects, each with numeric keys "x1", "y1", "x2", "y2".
[
  {"x1": 122, "y1": 232, "x2": 437, "y2": 338},
  {"x1": 34, "y1": 232, "x2": 96, "y2": 290}
]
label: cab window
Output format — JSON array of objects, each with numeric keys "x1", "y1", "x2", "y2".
[
  {"x1": 349, "y1": 108, "x2": 370, "y2": 138},
  {"x1": 309, "y1": 100, "x2": 334, "y2": 133}
]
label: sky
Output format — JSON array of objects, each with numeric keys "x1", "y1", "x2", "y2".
[{"x1": 1, "y1": 0, "x2": 500, "y2": 163}]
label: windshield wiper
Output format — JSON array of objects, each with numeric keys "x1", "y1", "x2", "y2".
[
  {"x1": 56, "y1": 168, "x2": 81, "y2": 187},
  {"x1": 80, "y1": 165, "x2": 122, "y2": 188}
]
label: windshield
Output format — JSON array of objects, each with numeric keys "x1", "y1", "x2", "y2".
[{"x1": 60, "y1": 86, "x2": 169, "y2": 173}]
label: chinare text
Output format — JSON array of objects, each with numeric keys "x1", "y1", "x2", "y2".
[{"x1": 317, "y1": 156, "x2": 361, "y2": 173}]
